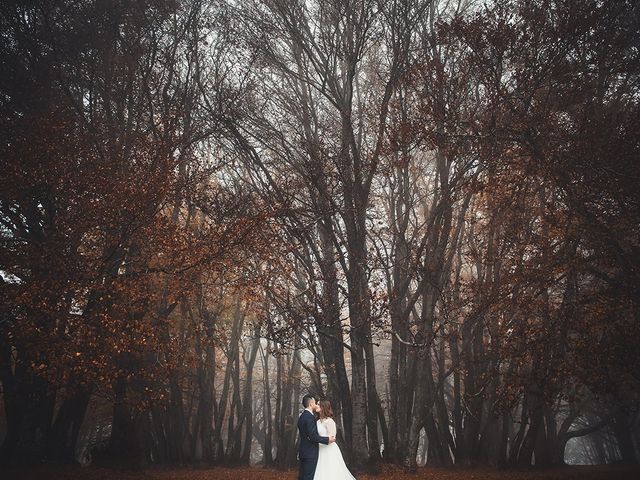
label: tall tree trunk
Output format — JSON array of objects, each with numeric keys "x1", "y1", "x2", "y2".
[
  {"x1": 45, "y1": 383, "x2": 93, "y2": 463},
  {"x1": 213, "y1": 294, "x2": 245, "y2": 460},
  {"x1": 316, "y1": 214, "x2": 353, "y2": 453},
  {"x1": 240, "y1": 328, "x2": 260, "y2": 464},
  {"x1": 0, "y1": 345, "x2": 56, "y2": 464},
  {"x1": 364, "y1": 322, "x2": 381, "y2": 464},
  {"x1": 105, "y1": 374, "x2": 145, "y2": 468},
  {"x1": 612, "y1": 409, "x2": 639, "y2": 464},
  {"x1": 261, "y1": 341, "x2": 274, "y2": 466}
]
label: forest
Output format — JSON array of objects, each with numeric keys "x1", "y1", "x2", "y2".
[{"x1": 1, "y1": 0, "x2": 639, "y2": 477}]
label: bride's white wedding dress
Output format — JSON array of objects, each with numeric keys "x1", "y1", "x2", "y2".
[{"x1": 313, "y1": 418, "x2": 356, "y2": 480}]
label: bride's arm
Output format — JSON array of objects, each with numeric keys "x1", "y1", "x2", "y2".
[{"x1": 328, "y1": 418, "x2": 337, "y2": 437}]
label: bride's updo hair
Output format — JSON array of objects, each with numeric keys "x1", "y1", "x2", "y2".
[{"x1": 318, "y1": 399, "x2": 334, "y2": 419}]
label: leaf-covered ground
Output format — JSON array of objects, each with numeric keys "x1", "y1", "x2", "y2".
[{"x1": 3, "y1": 464, "x2": 640, "y2": 480}]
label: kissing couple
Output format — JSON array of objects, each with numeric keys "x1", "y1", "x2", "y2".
[{"x1": 297, "y1": 394, "x2": 356, "y2": 480}]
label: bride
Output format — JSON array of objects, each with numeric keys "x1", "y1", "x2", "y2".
[{"x1": 313, "y1": 399, "x2": 356, "y2": 480}]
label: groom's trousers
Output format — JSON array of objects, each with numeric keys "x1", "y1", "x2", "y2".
[{"x1": 299, "y1": 457, "x2": 319, "y2": 480}]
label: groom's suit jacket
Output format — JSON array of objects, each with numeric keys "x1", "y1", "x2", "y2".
[{"x1": 297, "y1": 409, "x2": 329, "y2": 459}]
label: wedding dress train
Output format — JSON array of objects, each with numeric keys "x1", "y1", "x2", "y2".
[{"x1": 313, "y1": 418, "x2": 356, "y2": 480}]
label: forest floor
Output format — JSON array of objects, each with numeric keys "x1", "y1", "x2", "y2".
[{"x1": 3, "y1": 463, "x2": 640, "y2": 480}]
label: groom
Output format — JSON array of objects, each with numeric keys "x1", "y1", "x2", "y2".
[{"x1": 298, "y1": 394, "x2": 336, "y2": 480}]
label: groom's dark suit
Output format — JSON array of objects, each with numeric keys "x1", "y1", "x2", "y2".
[{"x1": 297, "y1": 409, "x2": 329, "y2": 480}]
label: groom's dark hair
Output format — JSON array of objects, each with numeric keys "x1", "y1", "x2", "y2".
[{"x1": 302, "y1": 394, "x2": 316, "y2": 408}]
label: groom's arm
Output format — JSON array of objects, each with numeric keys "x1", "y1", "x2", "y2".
[{"x1": 304, "y1": 415, "x2": 329, "y2": 445}]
